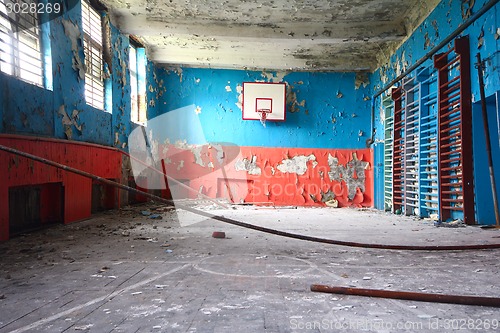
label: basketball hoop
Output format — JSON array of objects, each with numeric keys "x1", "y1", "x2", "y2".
[{"x1": 257, "y1": 108, "x2": 271, "y2": 127}]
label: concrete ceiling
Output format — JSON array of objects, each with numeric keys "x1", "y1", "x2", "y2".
[{"x1": 102, "y1": 0, "x2": 440, "y2": 72}]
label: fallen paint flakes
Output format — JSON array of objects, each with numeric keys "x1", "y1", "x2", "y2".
[
  {"x1": 155, "y1": 285, "x2": 168, "y2": 289},
  {"x1": 74, "y1": 324, "x2": 94, "y2": 330},
  {"x1": 167, "y1": 305, "x2": 183, "y2": 312},
  {"x1": 418, "y1": 314, "x2": 437, "y2": 319},
  {"x1": 331, "y1": 305, "x2": 354, "y2": 311},
  {"x1": 222, "y1": 304, "x2": 250, "y2": 310},
  {"x1": 201, "y1": 307, "x2": 221, "y2": 315}
]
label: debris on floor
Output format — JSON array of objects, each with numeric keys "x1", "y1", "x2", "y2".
[
  {"x1": 1, "y1": 202, "x2": 500, "y2": 332},
  {"x1": 212, "y1": 231, "x2": 226, "y2": 239},
  {"x1": 434, "y1": 219, "x2": 466, "y2": 228},
  {"x1": 325, "y1": 199, "x2": 339, "y2": 208}
]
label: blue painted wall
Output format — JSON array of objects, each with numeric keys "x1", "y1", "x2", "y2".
[
  {"x1": 371, "y1": 0, "x2": 500, "y2": 99},
  {"x1": 0, "y1": 2, "x2": 132, "y2": 148},
  {"x1": 151, "y1": 68, "x2": 372, "y2": 149},
  {"x1": 472, "y1": 95, "x2": 500, "y2": 224},
  {"x1": 145, "y1": 60, "x2": 163, "y2": 122},
  {"x1": 370, "y1": 0, "x2": 500, "y2": 222}
]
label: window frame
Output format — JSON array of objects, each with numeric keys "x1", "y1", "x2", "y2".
[
  {"x1": 129, "y1": 39, "x2": 146, "y2": 124},
  {"x1": 82, "y1": 0, "x2": 104, "y2": 110},
  {"x1": 0, "y1": 0, "x2": 44, "y2": 86}
]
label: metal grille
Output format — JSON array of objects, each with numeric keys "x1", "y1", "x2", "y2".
[
  {"x1": 82, "y1": 0, "x2": 103, "y2": 110},
  {"x1": 0, "y1": 0, "x2": 42, "y2": 86}
]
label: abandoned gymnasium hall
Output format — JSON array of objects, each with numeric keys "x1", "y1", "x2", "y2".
[{"x1": 1, "y1": 0, "x2": 500, "y2": 332}]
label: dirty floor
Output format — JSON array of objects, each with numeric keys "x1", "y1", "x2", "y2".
[{"x1": 1, "y1": 204, "x2": 500, "y2": 333}]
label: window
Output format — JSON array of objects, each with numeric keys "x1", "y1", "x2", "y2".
[
  {"x1": 82, "y1": 0, "x2": 103, "y2": 110},
  {"x1": 129, "y1": 42, "x2": 146, "y2": 123},
  {"x1": 0, "y1": 0, "x2": 43, "y2": 86}
]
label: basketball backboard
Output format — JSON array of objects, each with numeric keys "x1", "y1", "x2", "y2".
[{"x1": 242, "y1": 82, "x2": 286, "y2": 122}]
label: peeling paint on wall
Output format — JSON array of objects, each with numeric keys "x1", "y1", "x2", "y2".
[
  {"x1": 286, "y1": 85, "x2": 306, "y2": 113},
  {"x1": 157, "y1": 67, "x2": 371, "y2": 149},
  {"x1": 62, "y1": 19, "x2": 86, "y2": 80},
  {"x1": 424, "y1": 32, "x2": 432, "y2": 49},
  {"x1": 461, "y1": 0, "x2": 475, "y2": 20},
  {"x1": 191, "y1": 146, "x2": 204, "y2": 167},
  {"x1": 173, "y1": 140, "x2": 206, "y2": 167},
  {"x1": 477, "y1": 28, "x2": 484, "y2": 48},
  {"x1": 276, "y1": 154, "x2": 316, "y2": 175},
  {"x1": 58, "y1": 105, "x2": 83, "y2": 139},
  {"x1": 235, "y1": 155, "x2": 262, "y2": 175},
  {"x1": 431, "y1": 19, "x2": 439, "y2": 39},
  {"x1": 235, "y1": 84, "x2": 243, "y2": 110},
  {"x1": 260, "y1": 71, "x2": 288, "y2": 83},
  {"x1": 211, "y1": 143, "x2": 225, "y2": 165},
  {"x1": 114, "y1": 37, "x2": 127, "y2": 86},
  {"x1": 320, "y1": 189, "x2": 336, "y2": 203},
  {"x1": 171, "y1": 66, "x2": 184, "y2": 82},
  {"x1": 328, "y1": 152, "x2": 369, "y2": 200},
  {"x1": 354, "y1": 72, "x2": 370, "y2": 89}
]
